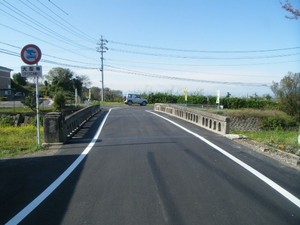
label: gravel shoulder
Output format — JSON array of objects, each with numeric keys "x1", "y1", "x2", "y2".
[{"x1": 225, "y1": 134, "x2": 300, "y2": 170}]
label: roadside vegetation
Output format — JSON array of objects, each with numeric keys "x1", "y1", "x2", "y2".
[
  {"x1": 233, "y1": 130, "x2": 299, "y2": 155},
  {"x1": 0, "y1": 71, "x2": 299, "y2": 158},
  {"x1": 0, "y1": 125, "x2": 44, "y2": 158}
]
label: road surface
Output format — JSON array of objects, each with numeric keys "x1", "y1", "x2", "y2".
[{"x1": 1, "y1": 106, "x2": 300, "y2": 225}]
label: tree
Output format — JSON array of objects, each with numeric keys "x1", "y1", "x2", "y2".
[
  {"x1": 46, "y1": 68, "x2": 74, "y2": 93},
  {"x1": 104, "y1": 88, "x2": 123, "y2": 102},
  {"x1": 53, "y1": 91, "x2": 66, "y2": 111},
  {"x1": 22, "y1": 92, "x2": 39, "y2": 111},
  {"x1": 45, "y1": 68, "x2": 90, "y2": 102},
  {"x1": 12, "y1": 73, "x2": 27, "y2": 86},
  {"x1": 281, "y1": 0, "x2": 300, "y2": 19},
  {"x1": 90, "y1": 87, "x2": 101, "y2": 100},
  {"x1": 271, "y1": 72, "x2": 300, "y2": 120}
]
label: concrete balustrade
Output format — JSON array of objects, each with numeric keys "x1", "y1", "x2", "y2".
[
  {"x1": 43, "y1": 105, "x2": 101, "y2": 145},
  {"x1": 154, "y1": 103, "x2": 230, "y2": 134}
]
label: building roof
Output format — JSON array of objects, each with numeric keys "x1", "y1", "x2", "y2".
[{"x1": 0, "y1": 66, "x2": 13, "y2": 72}]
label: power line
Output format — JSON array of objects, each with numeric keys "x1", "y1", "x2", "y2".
[
  {"x1": 36, "y1": 0, "x2": 96, "y2": 43},
  {"x1": 106, "y1": 58, "x2": 300, "y2": 67},
  {"x1": 105, "y1": 65, "x2": 270, "y2": 87},
  {"x1": 19, "y1": 0, "x2": 95, "y2": 43},
  {"x1": 1, "y1": 1, "x2": 95, "y2": 51},
  {"x1": 109, "y1": 48, "x2": 300, "y2": 60},
  {"x1": 0, "y1": 23, "x2": 98, "y2": 63},
  {"x1": 0, "y1": 47, "x2": 98, "y2": 70},
  {"x1": 106, "y1": 62, "x2": 280, "y2": 78},
  {"x1": 109, "y1": 40, "x2": 300, "y2": 54},
  {"x1": 48, "y1": 0, "x2": 69, "y2": 16},
  {"x1": 0, "y1": 41, "x2": 98, "y2": 66},
  {"x1": 0, "y1": 41, "x2": 20, "y2": 49},
  {"x1": 41, "y1": 59, "x2": 98, "y2": 69}
]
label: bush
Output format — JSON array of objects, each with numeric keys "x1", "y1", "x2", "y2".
[
  {"x1": 261, "y1": 115, "x2": 298, "y2": 130},
  {"x1": 54, "y1": 92, "x2": 66, "y2": 111},
  {"x1": 221, "y1": 97, "x2": 278, "y2": 109},
  {"x1": 0, "y1": 115, "x2": 14, "y2": 126},
  {"x1": 22, "y1": 93, "x2": 37, "y2": 111}
]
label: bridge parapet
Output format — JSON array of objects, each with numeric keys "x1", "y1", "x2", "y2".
[
  {"x1": 43, "y1": 105, "x2": 100, "y2": 145},
  {"x1": 154, "y1": 103, "x2": 230, "y2": 135}
]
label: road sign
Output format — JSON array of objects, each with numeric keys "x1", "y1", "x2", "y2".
[
  {"x1": 20, "y1": 44, "x2": 42, "y2": 65},
  {"x1": 21, "y1": 65, "x2": 42, "y2": 77}
]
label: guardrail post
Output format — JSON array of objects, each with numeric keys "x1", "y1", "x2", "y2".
[{"x1": 43, "y1": 112, "x2": 66, "y2": 144}]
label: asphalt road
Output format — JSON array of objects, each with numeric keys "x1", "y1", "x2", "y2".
[
  {"x1": 0, "y1": 99, "x2": 52, "y2": 108},
  {"x1": 1, "y1": 106, "x2": 300, "y2": 225}
]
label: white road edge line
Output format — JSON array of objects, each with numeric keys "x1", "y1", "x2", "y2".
[
  {"x1": 5, "y1": 108, "x2": 112, "y2": 225},
  {"x1": 148, "y1": 110, "x2": 300, "y2": 209}
]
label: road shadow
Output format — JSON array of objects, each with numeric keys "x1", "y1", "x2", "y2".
[
  {"x1": 68, "y1": 110, "x2": 108, "y2": 143},
  {"x1": 0, "y1": 109, "x2": 108, "y2": 224},
  {"x1": 0, "y1": 153, "x2": 83, "y2": 224}
]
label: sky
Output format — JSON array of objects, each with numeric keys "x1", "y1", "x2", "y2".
[{"x1": 0, "y1": 0, "x2": 300, "y2": 97}]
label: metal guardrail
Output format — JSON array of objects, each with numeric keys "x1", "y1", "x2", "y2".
[{"x1": 154, "y1": 103, "x2": 230, "y2": 134}]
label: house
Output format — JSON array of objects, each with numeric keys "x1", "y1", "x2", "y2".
[{"x1": 0, "y1": 66, "x2": 13, "y2": 97}]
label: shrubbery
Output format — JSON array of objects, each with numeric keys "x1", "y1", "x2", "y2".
[
  {"x1": 261, "y1": 116, "x2": 298, "y2": 130},
  {"x1": 0, "y1": 115, "x2": 14, "y2": 126},
  {"x1": 143, "y1": 92, "x2": 278, "y2": 110},
  {"x1": 54, "y1": 91, "x2": 66, "y2": 111},
  {"x1": 221, "y1": 97, "x2": 278, "y2": 109}
]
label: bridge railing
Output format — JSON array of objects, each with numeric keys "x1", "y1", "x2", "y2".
[
  {"x1": 154, "y1": 103, "x2": 230, "y2": 134},
  {"x1": 43, "y1": 105, "x2": 101, "y2": 145}
]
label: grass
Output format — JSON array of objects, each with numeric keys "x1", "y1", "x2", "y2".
[
  {"x1": 209, "y1": 108, "x2": 299, "y2": 155},
  {"x1": 0, "y1": 125, "x2": 44, "y2": 158},
  {"x1": 0, "y1": 106, "x2": 53, "y2": 114},
  {"x1": 232, "y1": 130, "x2": 299, "y2": 155},
  {"x1": 212, "y1": 108, "x2": 289, "y2": 118},
  {"x1": 0, "y1": 107, "x2": 34, "y2": 113}
]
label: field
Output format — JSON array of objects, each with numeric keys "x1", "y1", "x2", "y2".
[{"x1": 0, "y1": 126, "x2": 44, "y2": 158}]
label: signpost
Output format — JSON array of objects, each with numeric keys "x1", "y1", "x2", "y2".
[
  {"x1": 184, "y1": 88, "x2": 188, "y2": 106},
  {"x1": 216, "y1": 90, "x2": 220, "y2": 110},
  {"x1": 21, "y1": 66, "x2": 42, "y2": 77},
  {"x1": 20, "y1": 44, "x2": 42, "y2": 146}
]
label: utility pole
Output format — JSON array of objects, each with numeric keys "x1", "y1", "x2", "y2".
[{"x1": 97, "y1": 36, "x2": 108, "y2": 102}]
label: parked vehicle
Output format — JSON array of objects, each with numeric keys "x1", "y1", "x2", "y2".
[
  {"x1": 124, "y1": 94, "x2": 148, "y2": 106},
  {"x1": 14, "y1": 92, "x2": 25, "y2": 97}
]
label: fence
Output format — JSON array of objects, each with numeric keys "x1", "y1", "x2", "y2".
[
  {"x1": 154, "y1": 103, "x2": 230, "y2": 134},
  {"x1": 43, "y1": 105, "x2": 101, "y2": 144}
]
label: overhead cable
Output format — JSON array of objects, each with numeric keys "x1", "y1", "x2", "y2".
[
  {"x1": 36, "y1": 0, "x2": 96, "y2": 42},
  {"x1": 0, "y1": 23, "x2": 98, "y2": 62},
  {"x1": 105, "y1": 65, "x2": 270, "y2": 87},
  {"x1": 109, "y1": 48, "x2": 300, "y2": 60},
  {"x1": 19, "y1": 0, "x2": 95, "y2": 43},
  {"x1": 109, "y1": 40, "x2": 300, "y2": 54},
  {"x1": 1, "y1": 1, "x2": 94, "y2": 51}
]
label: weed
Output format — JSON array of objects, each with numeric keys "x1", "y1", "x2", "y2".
[
  {"x1": 233, "y1": 130, "x2": 299, "y2": 154},
  {"x1": 0, "y1": 125, "x2": 43, "y2": 158}
]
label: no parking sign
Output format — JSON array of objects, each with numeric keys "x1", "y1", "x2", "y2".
[
  {"x1": 20, "y1": 44, "x2": 42, "y2": 65},
  {"x1": 20, "y1": 44, "x2": 42, "y2": 146}
]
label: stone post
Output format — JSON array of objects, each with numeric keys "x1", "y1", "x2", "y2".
[{"x1": 43, "y1": 112, "x2": 66, "y2": 144}]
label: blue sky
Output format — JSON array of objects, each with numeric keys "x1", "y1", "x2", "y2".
[{"x1": 0, "y1": 0, "x2": 299, "y2": 97}]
